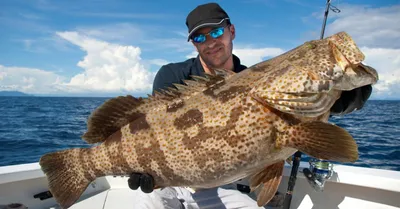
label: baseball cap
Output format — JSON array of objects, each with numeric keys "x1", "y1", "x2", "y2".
[{"x1": 185, "y1": 3, "x2": 230, "y2": 41}]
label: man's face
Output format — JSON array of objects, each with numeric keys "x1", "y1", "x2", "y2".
[{"x1": 191, "y1": 24, "x2": 235, "y2": 69}]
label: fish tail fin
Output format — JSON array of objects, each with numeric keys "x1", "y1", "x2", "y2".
[
  {"x1": 39, "y1": 148, "x2": 95, "y2": 209},
  {"x1": 277, "y1": 121, "x2": 358, "y2": 162}
]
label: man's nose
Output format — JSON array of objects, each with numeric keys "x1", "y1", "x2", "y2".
[{"x1": 205, "y1": 37, "x2": 217, "y2": 47}]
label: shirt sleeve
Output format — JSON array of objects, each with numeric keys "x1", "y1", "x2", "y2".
[{"x1": 152, "y1": 65, "x2": 179, "y2": 95}]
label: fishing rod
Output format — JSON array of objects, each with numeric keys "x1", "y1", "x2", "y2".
[
  {"x1": 282, "y1": 1, "x2": 340, "y2": 209},
  {"x1": 320, "y1": 0, "x2": 332, "y2": 39},
  {"x1": 320, "y1": 0, "x2": 341, "y2": 39}
]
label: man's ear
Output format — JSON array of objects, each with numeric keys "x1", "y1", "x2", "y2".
[{"x1": 230, "y1": 24, "x2": 236, "y2": 40}]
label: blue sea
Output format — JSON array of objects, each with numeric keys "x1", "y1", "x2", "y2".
[{"x1": 0, "y1": 97, "x2": 399, "y2": 171}]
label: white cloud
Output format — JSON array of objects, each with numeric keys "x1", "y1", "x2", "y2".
[
  {"x1": 1, "y1": 31, "x2": 160, "y2": 96},
  {"x1": 75, "y1": 23, "x2": 146, "y2": 44},
  {"x1": 2, "y1": 3, "x2": 398, "y2": 99},
  {"x1": 361, "y1": 47, "x2": 400, "y2": 100},
  {"x1": 320, "y1": 4, "x2": 400, "y2": 99},
  {"x1": 147, "y1": 59, "x2": 169, "y2": 67},
  {"x1": 185, "y1": 51, "x2": 198, "y2": 59},
  {"x1": 74, "y1": 12, "x2": 174, "y2": 20},
  {"x1": 56, "y1": 31, "x2": 156, "y2": 94},
  {"x1": 325, "y1": 4, "x2": 400, "y2": 49},
  {"x1": 74, "y1": 23, "x2": 194, "y2": 53},
  {"x1": 232, "y1": 47, "x2": 285, "y2": 67},
  {"x1": 0, "y1": 65, "x2": 66, "y2": 94}
]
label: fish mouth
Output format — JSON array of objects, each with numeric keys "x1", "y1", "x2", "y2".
[
  {"x1": 359, "y1": 62, "x2": 379, "y2": 81},
  {"x1": 334, "y1": 62, "x2": 379, "y2": 91},
  {"x1": 327, "y1": 33, "x2": 379, "y2": 91}
]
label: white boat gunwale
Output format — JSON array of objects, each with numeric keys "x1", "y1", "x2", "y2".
[{"x1": 1, "y1": 162, "x2": 399, "y2": 209}]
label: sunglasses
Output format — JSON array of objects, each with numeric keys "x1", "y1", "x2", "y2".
[{"x1": 191, "y1": 26, "x2": 227, "y2": 43}]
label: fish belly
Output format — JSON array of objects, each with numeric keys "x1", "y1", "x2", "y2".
[{"x1": 140, "y1": 96, "x2": 296, "y2": 189}]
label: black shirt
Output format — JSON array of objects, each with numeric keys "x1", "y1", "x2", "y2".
[{"x1": 152, "y1": 54, "x2": 247, "y2": 94}]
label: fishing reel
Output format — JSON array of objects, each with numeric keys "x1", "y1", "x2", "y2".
[{"x1": 303, "y1": 158, "x2": 333, "y2": 192}]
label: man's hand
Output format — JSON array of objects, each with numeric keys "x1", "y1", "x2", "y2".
[
  {"x1": 330, "y1": 85, "x2": 373, "y2": 116},
  {"x1": 128, "y1": 173, "x2": 155, "y2": 193}
]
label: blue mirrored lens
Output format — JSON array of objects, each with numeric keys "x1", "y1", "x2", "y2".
[
  {"x1": 193, "y1": 35, "x2": 206, "y2": 43},
  {"x1": 192, "y1": 27, "x2": 225, "y2": 43},
  {"x1": 210, "y1": 28, "x2": 224, "y2": 38}
]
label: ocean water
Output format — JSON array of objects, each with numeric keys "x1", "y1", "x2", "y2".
[{"x1": 0, "y1": 97, "x2": 399, "y2": 171}]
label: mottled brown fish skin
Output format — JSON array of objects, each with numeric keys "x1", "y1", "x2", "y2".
[
  {"x1": 94, "y1": 87, "x2": 289, "y2": 188},
  {"x1": 39, "y1": 31, "x2": 378, "y2": 209},
  {"x1": 41, "y1": 81, "x2": 296, "y2": 190}
]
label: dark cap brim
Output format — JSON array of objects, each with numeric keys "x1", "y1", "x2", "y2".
[{"x1": 187, "y1": 18, "x2": 229, "y2": 41}]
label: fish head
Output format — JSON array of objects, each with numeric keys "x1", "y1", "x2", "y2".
[
  {"x1": 249, "y1": 31, "x2": 379, "y2": 93},
  {"x1": 327, "y1": 31, "x2": 365, "y2": 65},
  {"x1": 297, "y1": 31, "x2": 379, "y2": 91},
  {"x1": 248, "y1": 31, "x2": 379, "y2": 117},
  {"x1": 327, "y1": 31, "x2": 379, "y2": 90}
]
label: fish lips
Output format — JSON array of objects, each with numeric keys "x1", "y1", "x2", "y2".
[{"x1": 334, "y1": 63, "x2": 379, "y2": 91}]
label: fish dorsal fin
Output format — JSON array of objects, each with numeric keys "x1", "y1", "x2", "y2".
[
  {"x1": 82, "y1": 95, "x2": 148, "y2": 143},
  {"x1": 82, "y1": 73, "x2": 232, "y2": 144},
  {"x1": 82, "y1": 93, "x2": 184, "y2": 144},
  {"x1": 147, "y1": 71, "x2": 232, "y2": 101}
]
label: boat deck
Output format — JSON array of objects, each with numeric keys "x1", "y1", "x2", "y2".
[
  {"x1": 65, "y1": 189, "x2": 155, "y2": 209},
  {"x1": 45, "y1": 179, "x2": 285, "y2": 209},
  {"x1": 1, "y1": 162, "x2": 399, "y2": 209},
  {"x1": 48, "y1": 177, "x2": 278, "y2": 209}
]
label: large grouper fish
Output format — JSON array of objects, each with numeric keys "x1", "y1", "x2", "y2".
[{"x1": 39, "y1": 31, "x2": 379, "y2": 208}]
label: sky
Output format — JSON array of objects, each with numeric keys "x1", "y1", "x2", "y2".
[{"x1": 0, "y1": 0, "x2": 399, "y2": 99}]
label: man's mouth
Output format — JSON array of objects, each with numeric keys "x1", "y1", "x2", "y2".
[{"x1": 207, "y1": 47, "x2": 222, "y2": 55}]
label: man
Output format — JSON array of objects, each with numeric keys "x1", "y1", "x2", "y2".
[
  {"x1": 128, "y1": 2, "x2": 373, "y2": 208},
  {"x1": 152, "y1": 3, "x2": 246, "y2": 94}
]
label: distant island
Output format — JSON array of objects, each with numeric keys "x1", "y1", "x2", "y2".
[{"x1": 0, "y1": 91, "x2": 33, "y2": 97}]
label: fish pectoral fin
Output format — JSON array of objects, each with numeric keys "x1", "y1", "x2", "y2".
[
  {"x1": 250, "y1": 60, "x2": 334, "y2": 95},
  {"x1": 249, "y1": 161, "x2": 284, "y2": 207},
  {"x1": 250, "y1": 61, "x2": 337, "y2": 117},
  {"x1": 252, "y1": 91, "x2": 340, "y2": 118},
  {"x1": 277, "y1": 121, "x2": 358, "y2": 163}
]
